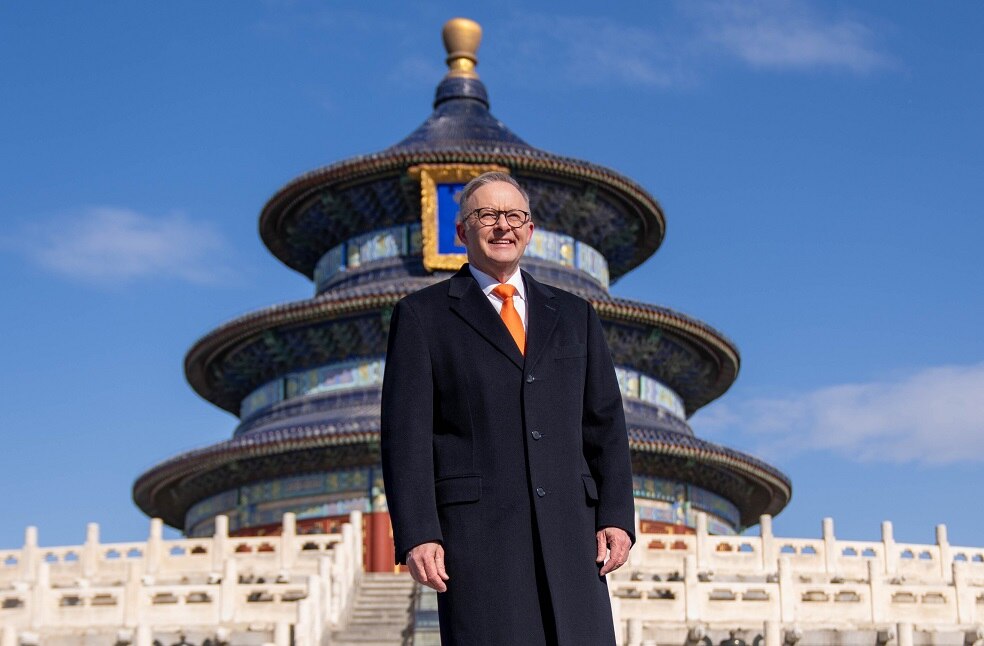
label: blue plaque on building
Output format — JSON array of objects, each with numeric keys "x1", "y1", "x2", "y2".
[{"x1": 413, "y1": 163, "x2": 508, "y2": 272}]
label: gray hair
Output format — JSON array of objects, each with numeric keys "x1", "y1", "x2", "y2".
[{"x1": 456, "y1": 172, "x2": 530, "y2": 223}]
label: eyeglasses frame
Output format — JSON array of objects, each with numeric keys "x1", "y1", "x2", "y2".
[{"x1": 464, "y1": 207, "x2": 532, "y2": 228}]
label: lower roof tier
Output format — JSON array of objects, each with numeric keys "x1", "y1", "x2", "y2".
[
  {"x1": 182, "y1": 468, "x2": 745, "y2": 537},
  {"x1": 185, "y1": 276, "x2": 739, "y2": 419},
  {"x1": 236, "y1": 356, "x2": 688, "y2": 424},
  {"x1": 259, "y1": 150, "x2": 665, "y2": 283},
  {"x1": 132, "y1": 419, "x2": 791, "y2": 533}
]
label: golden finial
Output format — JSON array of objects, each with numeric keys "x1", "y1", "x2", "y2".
[{"x1": 442, "y1": 17, "x2": 482, "y2": 79}]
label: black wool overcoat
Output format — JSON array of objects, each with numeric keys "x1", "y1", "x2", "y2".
[{"x1": 381, "y1": 266, "x2": 635, "y2": 645}]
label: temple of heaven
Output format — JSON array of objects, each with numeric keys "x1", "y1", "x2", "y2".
[{"x1": 133, "y1": 17, "x2": 791, "y2": 572}]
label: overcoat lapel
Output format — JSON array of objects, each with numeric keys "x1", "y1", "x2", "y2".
[
  {"x1": 522, "y1": 270, "x2": 559, "y2": 373},
  {"x1": 448, "y1": 266, "x2": 524, "y2": 370}
]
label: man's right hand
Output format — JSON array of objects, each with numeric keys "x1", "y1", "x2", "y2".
[{"x1": 406, "y1": 541, "x2": 449, "y2": 592}]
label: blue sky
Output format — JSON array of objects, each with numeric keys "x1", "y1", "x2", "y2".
[{"x1": 1, "y1": 1, "x2": 981, "y2": 550}]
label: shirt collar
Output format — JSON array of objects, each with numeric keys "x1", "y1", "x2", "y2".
[{"x1": 468, "y1": 264, "x2": 526, "y2": 301}]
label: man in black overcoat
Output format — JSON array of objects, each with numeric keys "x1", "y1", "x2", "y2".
[{"x1": 381, "y1": 172, "x2": 635, "y2": 645}]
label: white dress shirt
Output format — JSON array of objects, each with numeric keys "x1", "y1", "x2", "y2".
[{"x1": 468, "y1": 265, "x2": 528, "y2": 332}]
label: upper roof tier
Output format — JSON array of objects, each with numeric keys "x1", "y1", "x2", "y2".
[{"x1": 259, "y1": 18, "x2": 666, "y2": 284}]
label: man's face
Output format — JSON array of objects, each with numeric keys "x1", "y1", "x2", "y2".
[{"x1": 455, "y1": 181, "x2": 534, "y2": 280}]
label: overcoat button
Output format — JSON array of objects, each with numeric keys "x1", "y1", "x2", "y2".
[
  {"x1": 535, "y1": 487, "x2": 546, "y2": 497},
  {"x1": 526, "y1": 374, "x2": 535, "y2": 383},
  {"x1": 531, "y1": 430, "x2": 542, "y2": 440}
]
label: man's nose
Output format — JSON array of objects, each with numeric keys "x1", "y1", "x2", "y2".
[{"x1": 493, "y1": 214, "x2": 511, "y2": 231}]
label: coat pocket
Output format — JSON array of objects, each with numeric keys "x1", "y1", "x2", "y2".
[
  {"x1": 435, "y1": 475, "x2": 482, "y2": 506},
  {"x1": 582, "y1": 474, "x2": 599, "y2": 504},
  {"x1": 554, "y1": 343, "x2": 587, "y2": 359}
]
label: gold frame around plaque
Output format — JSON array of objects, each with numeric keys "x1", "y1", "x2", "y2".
[{"x1": 410, "y1": 163, "x2": 510, "y2": 272}]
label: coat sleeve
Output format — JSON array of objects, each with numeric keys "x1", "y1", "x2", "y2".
[
  {"x1": 582, "y1": 302, "x2": 637, "y2": 544},
  {"x1": 380, "y1": 299, "x2": 442, "y2": 564}
]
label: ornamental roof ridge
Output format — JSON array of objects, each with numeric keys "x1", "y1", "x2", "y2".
[
  {"x1": 628, "y1": 426, "x2": 792, "y2": 495},
  {"x1": 258, "y1": 51, "x2": 667, "y2": 280},
  {"x1": 133, "y1": 421, "x2": 790, "y2": 528},
  {"x1": 182, "y1": 288, "x2": 740, "y2": 415},
  {"x1": 261, "y1": 146, "x2": 661, "y2": 223}
]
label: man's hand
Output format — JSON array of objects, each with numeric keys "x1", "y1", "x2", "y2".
[
  {"x1": 407, "y1": 541, "x2": 450, "y2": 592},
  {"x1": 596, "y1": 527, "x2": 631, "y2": 576}
]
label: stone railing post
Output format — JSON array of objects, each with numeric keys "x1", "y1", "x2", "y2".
[
  {"x1": 213, "y1": 515, "x2": 230, "y2": 572},
  {"x1": 953, "y1": 560, "x2": 971, "y2": 623},
  {"x1": 135, "y1": 625, "x2": 152, "y2": 646},
  {"x1": 146, "y1": 518, "x2": 163, "y2": 576},
  {"x1": 22, "y1": 526, "x2": 39, "y2": 583},
  {"x1": 280, "y1": 513, "x2": 297, "y2": 572},
  {"x1": 897, "y1": 622, "x2": 913, "y2": 646},
  {"x1": 123, "y1": 560, "x2": 142, "y2": 627},
  {"x1": 349, "y1": 510, "x2": 364, "y2": 572},
  {"x1": 936, "y1": 524, "x2": 951, "y2": 583},
  {"x1": 764, "y1": 620, "x2": 781, "y2": 646},
  {"x1": 319, "y1": 556, "x2": 333, "y2": 626},
  {"x1": 340, "y1": 521, "x2": 356, "y2": 592},
  {"x1": 220, "y1": 554, "x2": 238, "y2": 623},
  {"x1": 305, "y1": 573, "x2": 323, "y2": 646},
  {"x1": 626, "y1": 617, "x2": 642, "y2": 646},
  {"x1": 330, "y1": 552, "x2": 343, "y2": 624},
  {"x1": 274, "y1": 621, "x2": 290, "y2": 646},
  {"x1": 822, "y1": 517, "x2": 836, "y2": 575},
  {"x1": 760, "y1": 515, "x2": 775, "y2": 571},
  {"x1": 868, "y1": 560, "x2": 883, "y2": 623},
  {"x1": 695, "y1": 512, "x2": 708, "y2": 571},
  {"x1": 684, "y1": 554, "x2": 700, "y2": 622},
  {"x1": 882, "y1": 521, "x2": 897, "y2": 576},
  {"x1": 82, "y1": 522, "x2": 101, "y2": 578},
  {"x1": 610, "y1": 595, "x2": 623, "y2": 646},
  {"x1": 31, "y1": 562, "x2": 49, "y2": 630},
  {"x1": 778, "y1": 556, "x2": 795, "y2": 623}
]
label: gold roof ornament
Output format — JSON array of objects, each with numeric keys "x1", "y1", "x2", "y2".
[{"x1": 442, "y1": 17, "x2": 482, "y2": 79}]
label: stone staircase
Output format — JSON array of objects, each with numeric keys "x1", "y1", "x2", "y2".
[{"x1": 331, "y1": 572, "x2": 417, "y2": 645}]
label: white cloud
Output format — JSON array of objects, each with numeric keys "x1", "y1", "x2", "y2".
[
  {"x1": 694, "y1": 0, "x2": 890, "y2": 73},
  {"x1": 17, "y1": 207, "x2": 233, "y2": 285},
  {"x1": 507, "y1": 15, "x2": 691, "y2": 89},
  {"x1": 508, "y1": 1, "x2": 889, "y2": 89},
  {"x1": 695, "y1": 363, "x2": 984, "y2": 464}
]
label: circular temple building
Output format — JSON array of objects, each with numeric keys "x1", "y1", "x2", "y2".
[{"x1": 133, "y1": 18, "x2": 791, "y2": 572}]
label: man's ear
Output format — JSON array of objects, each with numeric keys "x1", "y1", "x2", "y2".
[{"x1": 455, "y1": 221, "x2": 467, "y2": 246}]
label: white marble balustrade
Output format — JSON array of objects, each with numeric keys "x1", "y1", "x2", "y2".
[
  {"x1": 0, "y1": 512, "x2": 364, "y2": 646},
  {"x1": 613, "y1": 513, "x2": 984, "y2": 646}
]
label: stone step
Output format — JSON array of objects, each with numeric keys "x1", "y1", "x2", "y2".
[
  {"x1": 348, "y1": 613, "x2": 412, "y2": 623},
  {"x1": 332, "y1": 628, "x2": 404, "y2": 644},
  {"x1": 353, "y1": 600, "x2": 412, "y2": 609},
  {"x1": 350, "y1": 612, "x2": 412, "y2": 621},
  {"x1": 351, "y1": 604, "x2": 410, "y2": 619},
  {"x1": 330, "y1": 574, "x2": 416, "y2": 646},
  {"x1": 345, "y1": 623, "x2": 409, "y2": 629},
  {"x1": 352, "y1": 602, "x2": 412, "y2": 609},
  {"x1": 356, "y1": 588, "x2": 414, "y2": 596},
  {"x1": 361, "y1": 575, "x2": 414, "y2": 581},
  {"x1": 357, "y1": 584, "x2": 415, "y2": 592},
  {"x1": 353, "y1": 594, "x2": 413, "y2": 604},
  {"x1": 330, "y1": 632, "x2": 409, "y2": 645},
  {"x1": 353, "y1": 600, "x2": 412, "y2": 607}
]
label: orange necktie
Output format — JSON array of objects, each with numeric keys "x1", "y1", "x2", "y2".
[{"x1": 492, "y1": 284, "x2": 525, "y2": 355}]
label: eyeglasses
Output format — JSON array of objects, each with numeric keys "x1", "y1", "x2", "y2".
[{"x1": 465, "y1": 208, "x2": 531, "y2": 228}]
